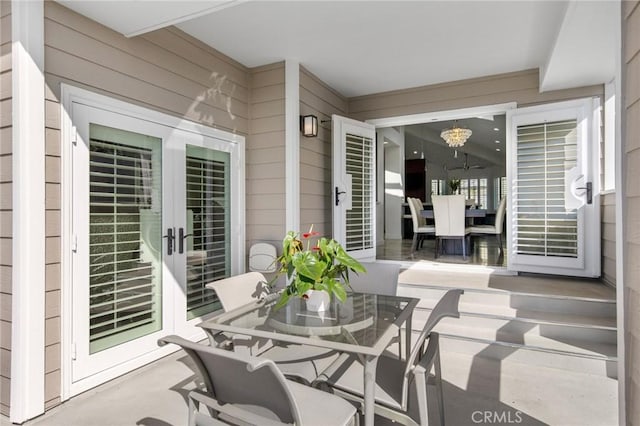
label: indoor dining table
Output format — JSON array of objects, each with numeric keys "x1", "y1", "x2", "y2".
[{"x1": 198, "y1": 292, "x2": 419, "y2": 426}]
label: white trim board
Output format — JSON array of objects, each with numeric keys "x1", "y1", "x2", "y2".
[
  {"x1": 10, "y1": 1, "x2": 46, "y2": 423},
  {"x1": 285, "y1": 60, "x2": 300, "y2": 233}
]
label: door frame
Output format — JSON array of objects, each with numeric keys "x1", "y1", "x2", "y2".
[
  {"x1": 367, "y1": 102, "x2": 517, "y2": 268},
  {"x1": 60, "y1": 84, "x2": 245, "y2": 398}
]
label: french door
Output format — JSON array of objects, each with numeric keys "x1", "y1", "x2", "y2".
[
  {"x1": 332, "y1": 115, "x2": 376, "y2": 261},
  {"x1": 507, "y1": 98, "x2": 600, "y2": 277},
  {"x1": 69, "y1": 99, "x2": 241, "y2": 390}
]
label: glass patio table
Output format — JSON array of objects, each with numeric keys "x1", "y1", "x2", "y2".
[{"x1": 198, "y1": 292, "x2": 419, "y2": 426}]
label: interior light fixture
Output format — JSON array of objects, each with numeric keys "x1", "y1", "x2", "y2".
[
  {"x1": 493, "y1": 127, "x2": 500, "y2": 131},
  {"x1": 495, "y1": 140, "x2": 501, "y2": 143},
  {"x1": 440, "y1": 121, "x2": 472, "y2": 148},
  {"x1": 300, "y1": 115, "x2": 318, "y2": 137}
]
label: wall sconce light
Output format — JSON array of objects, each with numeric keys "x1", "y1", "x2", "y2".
[{"x1": 300, "y1": 115, "x2": 318, "y2": 137}]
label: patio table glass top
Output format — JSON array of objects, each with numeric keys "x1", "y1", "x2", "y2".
[{"x1": 198, "y1": 292, "x2": 418, "y2": 356}]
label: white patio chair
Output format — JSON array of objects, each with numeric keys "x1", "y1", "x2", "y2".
[
  {"x1": 468, "y1": 197, "x2": 506, "y2": 253},
  {"x1": 249, "y1": 242, "x2": 278, "y2": 273},
  {"x1": 432, "y1": 195, "x2": 470, "y2": 260},
  {"x1": 206, "y1": 272, "x2": 340, "y2": 385},
  {"x1": 408, "y1": 197, "x2": 435, "y2": 254},
  {"x1": 158, "y1": 335, "x2": 359, "y2": 426},
  {"x1": 314, "y1": 289, "x2": 464, "y2": 426}
]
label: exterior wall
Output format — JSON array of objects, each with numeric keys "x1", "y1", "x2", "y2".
[
  {"x1": 42, "y1": 1, "x2": 250, "y2": 409},
  {"x1": 246, "y1": 62, "x2": 286, "y2": 250},
  {"x1": 348, "y1": 69, "x2": 603, "y2": 121},
  {"x1": 623, "y1": 1, "x2": 640, "y2": 424},
  {"x1": 0, "y1": 0, "x2": 11, "y2": 417},
  {"x1": 601, "y1": 192, "x2": 616, "y2": 286},
  {"x1": 299, "y1": 66, "x2": 348, "y2": 237}
]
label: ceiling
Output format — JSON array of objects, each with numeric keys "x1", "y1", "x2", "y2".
[{"x1": 59, "y1": 0, "x2": 619, "y2": 98}]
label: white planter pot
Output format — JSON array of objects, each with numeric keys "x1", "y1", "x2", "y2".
[{"x1": 305, "y1": 289, "x2": 330, "y2": 312}]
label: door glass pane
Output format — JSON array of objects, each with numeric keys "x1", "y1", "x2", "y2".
[
  {"x1": 185, "y1": 145, "x2": 229, "y2": 319},
  {"x1": 345, "y1": 133, "x2": 374, "y2": 251},
  {"x1": 88, "y1": 124, "x2": 163, "y2": 354},
  {"x1": 515, "y1": 119, "x2": 578, "y2": 258}
]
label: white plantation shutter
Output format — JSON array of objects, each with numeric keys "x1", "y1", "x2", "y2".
[
  {"x1": 514, "y1": 119, "x2": 578, "y2": 258},
  {"x1": 185, "y1": 146, "x2": 230, "y2": 319},
  {"x1": 88, "y1": 124, "x2": 163, "y2": 354},
  {"x1": 345, "y1": 133, "x2": 374, "y2": 251}
]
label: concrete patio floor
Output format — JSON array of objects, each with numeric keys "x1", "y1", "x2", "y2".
[{"x1": 15, "y1": 341, "x2": 617, "y2": 426}]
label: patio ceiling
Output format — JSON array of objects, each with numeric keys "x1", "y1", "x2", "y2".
[{"x1": 58, "y1": 0, "x2": 618, "y2": 98}]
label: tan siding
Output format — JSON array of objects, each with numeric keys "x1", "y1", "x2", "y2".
[
  {"x1": 348, "y1": 69, "x2": 603, "y2": 121},
  {"x1": 625, "y1": 1, "x2": 640, "y2": 424},
  {"x1": 299, "y1": 66, "x2": 348, "y2": 238},
  {"x1": 0, "y1": 1, "x2": 10, "y2": 416},
  {"x1": 246, "y1": 62, "x2": 286, "y2": 252},
  {"x1": 601, "y1": 192, "x2": 617, "y2": 285},
  {"x1": 40, "y1": 2, "x2": 252, "y2": 409}
]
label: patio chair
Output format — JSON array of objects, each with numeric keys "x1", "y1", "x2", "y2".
[
  {"x1": 158, "y1": 335, "x2": 358, "y2": 426},
  {"x1": 468, "y1": 197, "x2": 506, "y2": 254},
  {"x1": 408, "y1": 197, "x2": 435, "y2": 254},
  {"x1": 313, "y1": 289, "x2": 464, "y2": 426},
  {"x1": 206, "y1": 272, "x2": 341, "y2": 385},
  {"x1": 249, "y1": 242, "x2": 278, "y2": 273},
  {"x1": 432, "y1": 195, "x2": 471, "y2": 260}
]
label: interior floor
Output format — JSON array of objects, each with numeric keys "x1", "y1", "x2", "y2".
[{"x1": 377, "y1": 236, "x2": 506, "y2": 267}]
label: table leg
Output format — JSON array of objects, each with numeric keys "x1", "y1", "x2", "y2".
[{"x1": 363, "y1": 355, "x2": 379, "y2": 426}]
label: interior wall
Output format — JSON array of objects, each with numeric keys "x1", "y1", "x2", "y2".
[
  {"x1": 247, "y1": 62, "x2": 286, "y2": 250},
  {"x1": 0, "y1": 0, "x2": 11, "y2": 417},
  {"x1": 42, "y1": 1, "x2": 250, "y2": 409},
  {"x1": 623, "y1": 1, "x2": 640, "y2": 424},
  {"x1": 298, "y1": 66, "x2": 348, "y2": 238}
]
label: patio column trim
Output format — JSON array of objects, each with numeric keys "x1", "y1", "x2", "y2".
[
  {"x1": 285, "y1": 60, "x2": 300, "y2": 233},
  {"x1": 10, "y1": 0, "x2": 46, "y2": 423}
]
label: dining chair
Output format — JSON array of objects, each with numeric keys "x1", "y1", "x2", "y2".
[
  {"x1": 407, "y1": 197, "x2": 435, "y2": 254},
  {"x1": 206, "y1": 272, "x2": 340, "y2": 385},
  {"x1": 432, "y1": 195, "x2": 470, "y2": 260},
  {"x1": 158, "y1": 335, "x2": 359, "y2": 426},
  {"x1": 313, "y1": 289, "x2": 464, "y2": 426},
  {"x1": 468, "y1": 197, "x2": 506, "y2": 253}
]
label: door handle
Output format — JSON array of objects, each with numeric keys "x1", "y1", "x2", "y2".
[
  {"x1": 335, "y1": 186, "x2": 346, "y2": 206},
  {"x1": 575, "y1": 182, "x2": 593, "y2": 205},
  {"x1": 178, "y1": 227, "x2": 193, "y2": 254},
  {"x1": 163, "y1": 228, "x2": 175, "y2": 256}
]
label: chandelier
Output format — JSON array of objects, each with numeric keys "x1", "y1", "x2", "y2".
[{"x1": 440, "y1": 123, "x2": 472, "y2": 148}]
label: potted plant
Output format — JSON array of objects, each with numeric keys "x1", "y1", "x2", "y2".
[
  {"x1": 448, "y1": 178, "x2": 461, "y2": 194},
  {"x1": 273, "y1": 227, "x2": 366, "y2": 311}
]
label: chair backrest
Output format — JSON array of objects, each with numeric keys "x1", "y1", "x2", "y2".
[
  {"x1": 411, "y1": 198, "x2": 427, "y2": 227},
  {"x1": 158, "y1": 335, "x2": 300, "y2": 424},
  {"x1": 401, "y1": 289, "x2": 463, "y2": 408},
  {"x1": 407, "y1": 197, "x2": 421, "y2": 230},
  {"x1": 432, "y1": 195, "x2": 466, "y2": 237},
  {"x1": 494, "y1": 197, "x2": 507, "y2": 232},
  {"x1": 249, "y1": 243, "x2": 278, "y2": 273},
  {"x1": 207, "y1": 272, "x2": 269, "y2": 312},
  {"x1": 347, "y1": 262, "x2": 400, "y2": 296}
]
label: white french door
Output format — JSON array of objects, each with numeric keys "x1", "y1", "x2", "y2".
[
  {"x1": 507, "y1": 98, "x2": 601, "y2": 277},
  {"x1": 68, "y1": 94, "x2": 242, "y2": 393},
  {"x1": 332, "y1": 115, "x2": 376, "y2": 261}
]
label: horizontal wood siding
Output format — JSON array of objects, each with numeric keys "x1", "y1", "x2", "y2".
[
  {"x1": 624, "y1": 2, "x2": 640, "y2": 424},
  {"x1": 246, "y1": 62, "x2": 286, "y2": 253},
  {"x1": 299, "y1": 67, "x2": 348, "y2": 238},
  {"x1": 0, "y1": 0, "x2": 10, "y2": 417},
  {"x1": 348, "y1": 69, "x2": 603, "y2": 121},
  {"x1": 601, "y1": 192, "x2": 616, "y2": 286},
  {"x1": 42, "y1": 1, "x2": 250, "y2": 409}
]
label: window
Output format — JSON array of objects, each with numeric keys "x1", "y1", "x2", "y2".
[
  {"x1": 494, "y1": 176, "x2": 507, "y2": 209},
  {"x1": 430, "y1": 179, "x2": 445, "y2": 197},
  {"x1": 454, "y1": 178, "x2": 488, "y2": 208}
]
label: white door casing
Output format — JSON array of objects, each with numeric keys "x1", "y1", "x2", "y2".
[
  {"x1": 61, "y1": 85, "x2": 244, "y2": 397},
  {"x1": 507, "y1": 98, "x2": 601, "y2": 277},
  {"x1": 332, "y1": 115, "x2": 376, "y2": 261}
]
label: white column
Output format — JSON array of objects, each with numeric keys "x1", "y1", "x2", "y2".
[
  {"x1": 285, "y1": 60, "x2": 300, "y2": 233},
  {"x1": 10, "y1": 0, "x2": 46, "y2": 422}
]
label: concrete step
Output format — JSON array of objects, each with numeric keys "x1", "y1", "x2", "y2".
[{"x1": 398, "y1": 282, "x2": 617, "y2": 320}]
